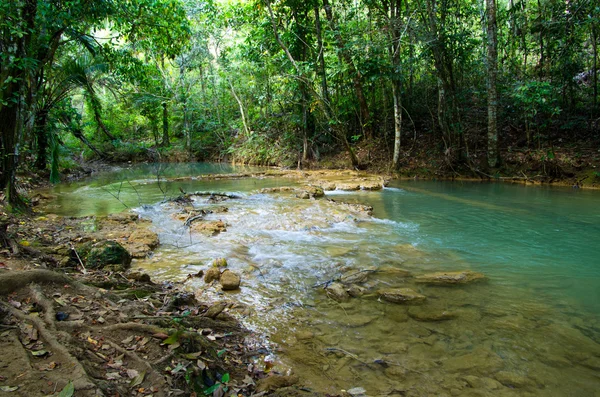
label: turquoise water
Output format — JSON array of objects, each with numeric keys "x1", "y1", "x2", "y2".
[
  {"x1": 374, "y1": 181, "x2": 600, "y2": 314},
  {"x1": 38, "y1": 165, "x2": 600, "y2": 395}
]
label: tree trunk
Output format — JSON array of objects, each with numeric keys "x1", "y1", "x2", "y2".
[
  {"x1": 486, "y1": 0, "x2": 499, "y2": 168},
  {"x1": 390, "y1": 0, "x2": 403, "y2": 170},
  {"x1": 322, "y1": 0, "x2": 372, "y2": 140},
  {"x1": 228, "y1": 80, "x2": 250, "y2": 137},
  {"x1": 161, "y1": 101, "x2": 170, "y2": 146},
  {"x1": 592, "y1": 24, "x2": 598, "y2": 119},
  {"x1": 314, "y1": 3, "x2": 330, "y2": 105}
]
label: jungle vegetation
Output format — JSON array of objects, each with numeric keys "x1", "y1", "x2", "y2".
[{"x1": 1, "y1": 0, "x2": 599, "y2": 209}]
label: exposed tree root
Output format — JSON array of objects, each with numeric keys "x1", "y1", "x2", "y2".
[
  {"x1": 0, "y1": 269, "x2": 90, "y2": 295},
  {"x1": 1, "y1": 301, "x2": 97, "y2": 392}
]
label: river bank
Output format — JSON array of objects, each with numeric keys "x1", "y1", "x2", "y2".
[{"x1": 0, "y1": 169, "x2": 386, "y2": 396}]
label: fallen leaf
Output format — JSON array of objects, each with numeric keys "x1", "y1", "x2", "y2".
[
  {"x1": 105, "y1": 372, "x2": 122, "y2": 380},
  {"x1": 57, "y1": 381, "x2": 74, "y2": 397},
  {"x1": 0, "y1": 386, "x2": 18, "y2": 392},
  {"x1": 152, "y1": 332, "x2": 169, "y2": 340},
  {"x1": 54, "y1": 298, "x2": 67, "y2": 307},
  {"x1": 122, "y1": 335, "x2": 135, "y2": 344},
  {"x1": 87, "y1": 336, "x2": 99, "y2": 346},
  {"x1": 31, "y1": 350, "x2": 49, "y2": 357},
  {"x1": 129, "y1": 370, "x2": 146, "y2": 387},
  {"x1": 126, "y1": 369, "x2": 139, "y2": 379}
]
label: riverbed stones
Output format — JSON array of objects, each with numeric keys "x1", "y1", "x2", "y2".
[
  {"x1": 341, "y1": 270, "x2": 370, "y2": 284},
  {"x1": 415, "y1": 270, "x2": 485, "y2": 285},
  {"x1": 461, "y1": 375, "x2": 502, "y2": 390},
  {"x1": 494, "y1": 371, "x2": 533, "y2": 388},
  {"x1": 408, "y1": 306, "x2": 457, "y2": 322},
  {"x1": 326, "y1": 282, "x2": 350, "y2": 302},
  {"x1": 347, "y1": 284, "x2": 366, "y2": 297},
  {"x1": 220, "y1": 270, "x2": 241, "y2": 290},
  {"x1": 127, "y1": 228, "x2": 159, "y2": 249},
  {"x1": 378, "y1": 288, "x2": 426, "y2": 304},
  {"x1": 444, "y1": 349, "x2": 503, "y2": 374},
  {"x1": 204, "y1": 267, "x2": 221, "y2": 283},
  {"x1": 191, "y1": 220, "x2": 226, "y2": 236}
]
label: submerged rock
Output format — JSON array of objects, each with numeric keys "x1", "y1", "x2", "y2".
[
  {"x1": 378, "y1": 288, "x2": 426, "y2": 304},
  {"x1": 494, "y1": 371, "x2": 534, "y2": 388},
  {"x1": 415, "y1": 270, "x2": 485, "y2": 285},
  {"x1": 326, "y1": 282, "x2": 350, "y2": 302},
  {"x1": 204, "y1": 267, "x2": 221, "y2": 283},
  {"x1": 444, "y1": 349, "x2": 503, "y2": 374},
  {"x1": 408, "y1": 306, "x2": 457, "y2": 322},
  {"x1": 461, "y1": 375, "x2": 502, "y2": 390},
  {"x1": 220, "y1": 270, "x2": 241, "y2": 290},
  {"x1": 341, "y1": 270, "x2": 370, "y2": 284},
  {"x1": 347, "y1": 284, "x2": 366, "y2": 297}
]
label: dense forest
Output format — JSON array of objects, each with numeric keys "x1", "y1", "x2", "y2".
[{"x1": 1, "y1": 0, "x2": 599, "y2": 209}]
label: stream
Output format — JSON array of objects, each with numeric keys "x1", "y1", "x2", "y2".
[{"x1": 38, "y1": 163, "x2": 600, "y2": 396}]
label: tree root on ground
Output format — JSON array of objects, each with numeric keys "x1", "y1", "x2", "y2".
[
  {"x1": 0, "y1": 269, "x2": 91, "y2": 295},
  {"x1": 1, "y1": 301, "x2": 97, "y2": 392}
]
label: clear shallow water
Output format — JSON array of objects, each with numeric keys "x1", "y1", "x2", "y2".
[{"x1": 39, "y1": 166, "x2": 600, "y2": 396}]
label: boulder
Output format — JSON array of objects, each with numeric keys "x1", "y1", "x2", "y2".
[
  {"x1": 378, "y1": 288, "x2": 426, "y2": 304},
  {"x1": 415, "y1": 270, "x2": 485, "y2": 285},
  {"x1": 325, "y1": 282, "x2": 350, "y2": 302},
  {"x1": 128, "y1": 228, "x2": 159, "y2": 249},
  {"x1": 220, "y1": 270, "x2": 241, "y2": 290},
  {"x1": 204, "y1": 267, "x2": 221, "y2": 283},
  {"x1": 84, "y1": 241, "x2": 131, "y2": 271}
]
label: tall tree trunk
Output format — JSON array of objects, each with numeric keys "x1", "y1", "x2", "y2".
[
  {"x1": 322, "y1": 0, "x2": 372, "y2": 140},
  {"x1": 314, "y1": 3, "x2": 330, "y2": 105},
  {"x1": 161, "y1": 101, "x2": 170, "y2": 146},
  {"x1": 228, "y1": 80, "x2": 250, "y2": 137},
  {"x1": 265, "y1": 0, "x2": 360, "y2": 168},
  {"x1": 0, "y1": 0, "x2": 36, "y2": 211},
  {"x1": 592, "y1": 24, "x2": 598, "y2": 119},
  {"x1": 390, "y1": 0, "x2": 404, "y2": 170},
  {"x1": 487, "y1": 0, "x2": 499, "y2": 168}
]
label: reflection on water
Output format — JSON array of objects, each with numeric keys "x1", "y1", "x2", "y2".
[{"x1": 39, "y1": 166, "x2": 600, "y2": 396}]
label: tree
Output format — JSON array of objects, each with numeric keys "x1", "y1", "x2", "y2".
[{"x1": 487, "y1": 0, "x2": 499, "y2": 168}]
